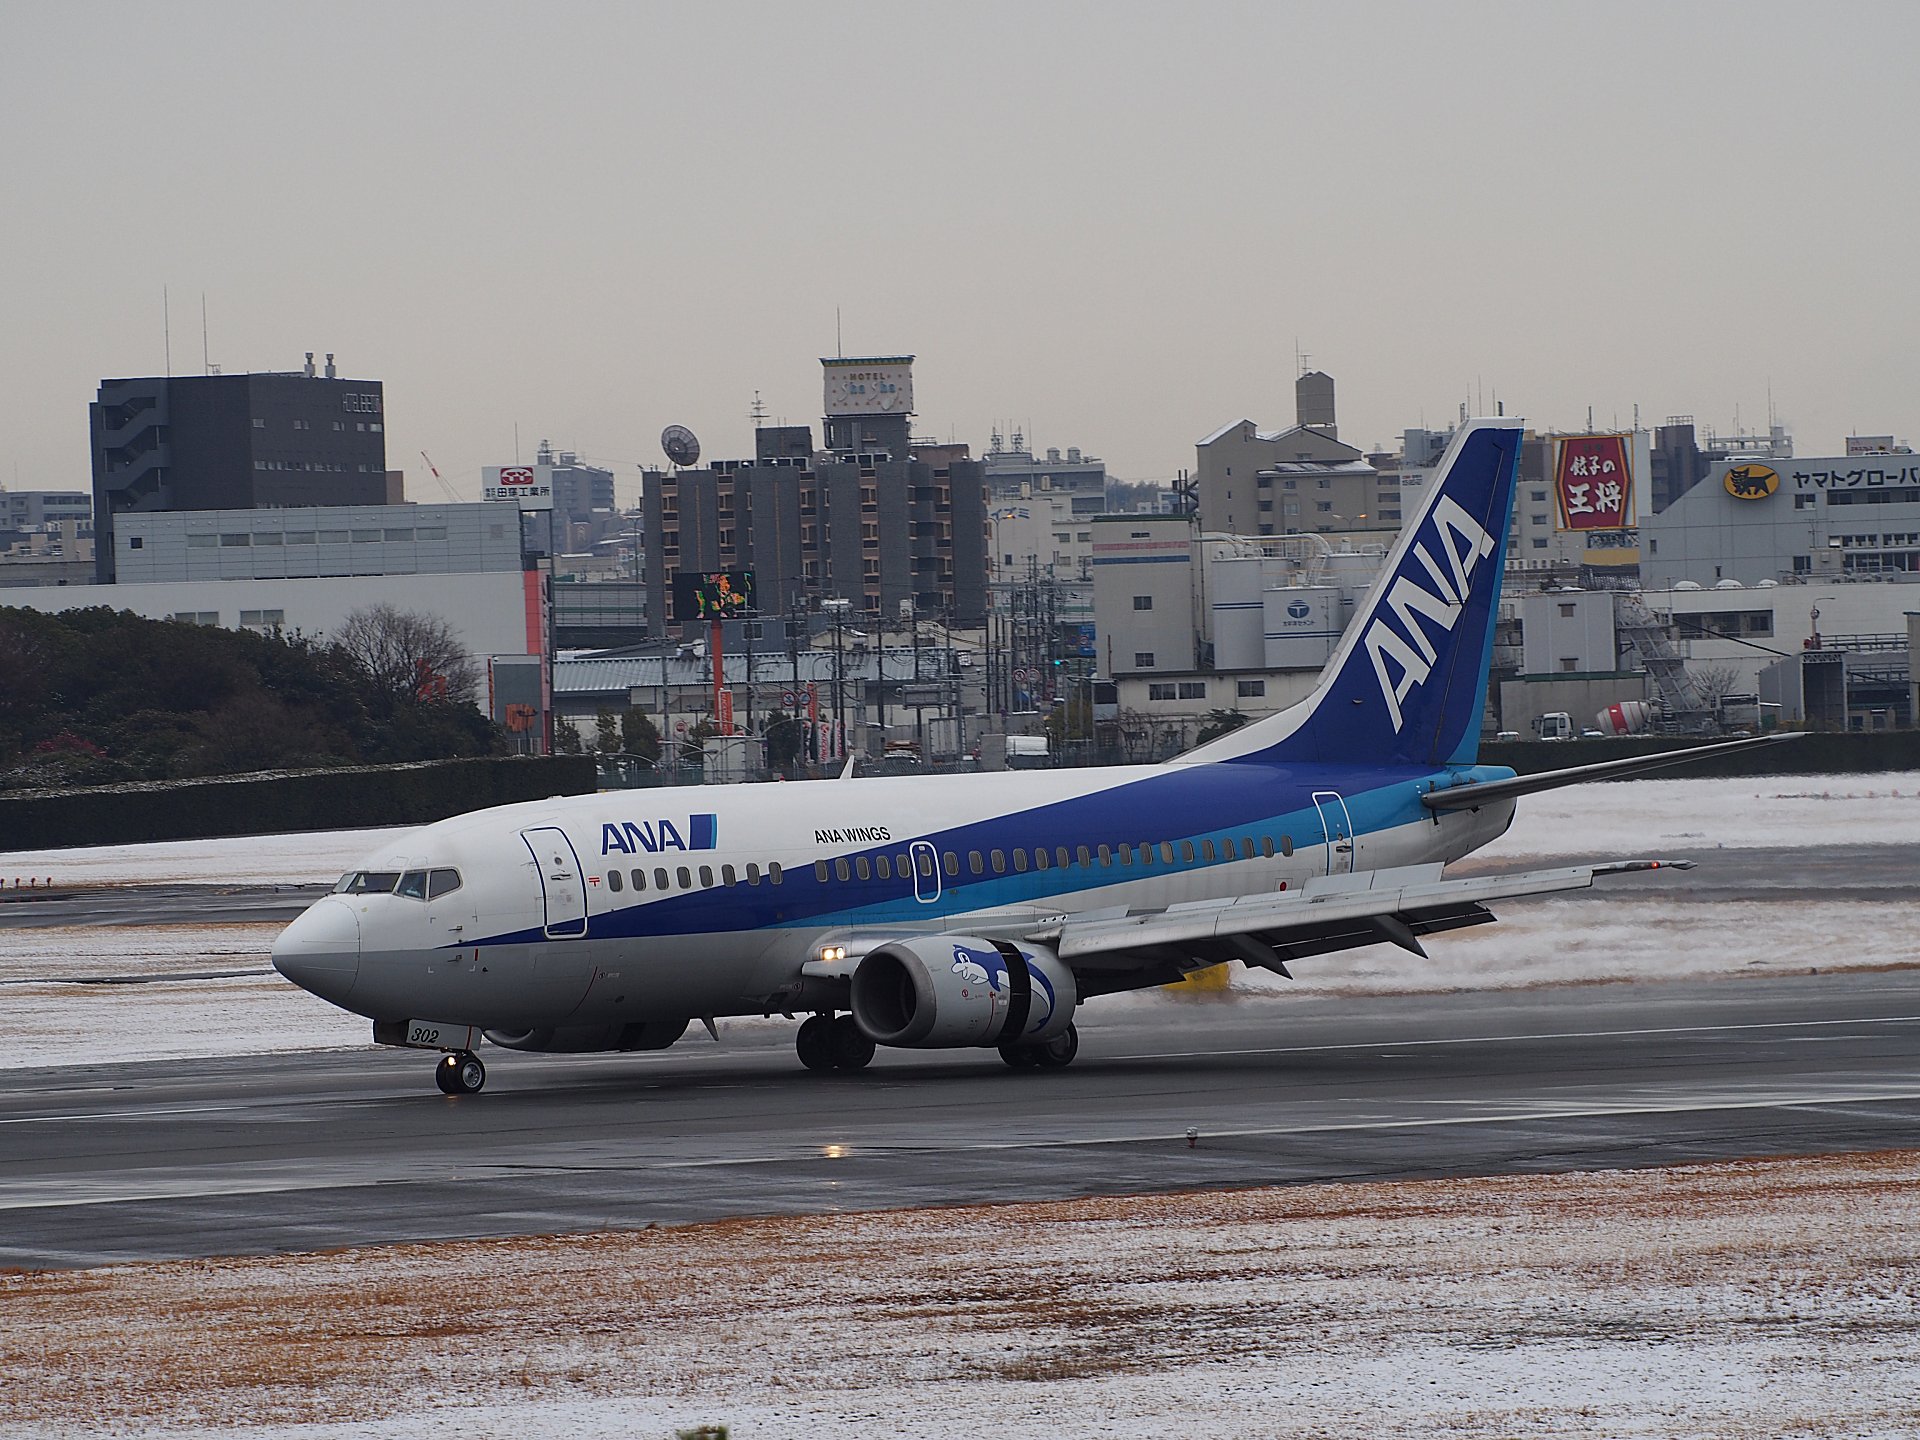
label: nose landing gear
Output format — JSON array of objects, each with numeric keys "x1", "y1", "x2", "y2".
[{"x1": 435, "y1": 1050, "x2": 486, "y2": 1095}]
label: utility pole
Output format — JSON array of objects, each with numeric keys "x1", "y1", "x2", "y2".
[
  {"x1": 912, "y1": 601, "x2": 924, "y2": 746},
  {"x1": 744, "y1": 610, "x2": 756, "y2": 733},
  {"x1": 823, "y1": 597, "x2": 848, "y2": 760},
  {"x1": 877, "y1": 613, "x2": 889, "y2": 737}
]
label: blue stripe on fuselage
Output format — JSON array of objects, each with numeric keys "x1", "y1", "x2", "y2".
[{"x1": 470, "y1": 759, "x2": 1512, "y2": 948}]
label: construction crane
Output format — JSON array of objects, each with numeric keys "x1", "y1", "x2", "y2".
[{"x1": 418, "y1": 451, "x2": 461, "y2": 503}]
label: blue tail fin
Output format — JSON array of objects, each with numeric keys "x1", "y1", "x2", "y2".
[{"x1": 1174, "y1": 419, "x2": 1522, "y2": 770}]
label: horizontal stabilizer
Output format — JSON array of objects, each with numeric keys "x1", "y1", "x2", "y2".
[{"x1": 1421, "y1": 732, "x2": 1802, "y2": 812}]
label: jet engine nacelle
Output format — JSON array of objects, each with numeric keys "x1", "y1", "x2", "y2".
[
  {"x1": 484, "y1": 1017, "x2": 689, "y2": 1053},
  {"x1": 850, "y1": 936, "x2": 1076, "y2": 1049}
]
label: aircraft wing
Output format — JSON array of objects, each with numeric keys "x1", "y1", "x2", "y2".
[{"x1": 1023, "y1": 859, "x2": 1692, "y2": 996}]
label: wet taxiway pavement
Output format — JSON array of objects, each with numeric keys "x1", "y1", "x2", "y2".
[{"x1": 3, "y1": 969, "x2": 1916, "y2": 1268}]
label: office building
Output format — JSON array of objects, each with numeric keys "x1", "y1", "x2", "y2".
[
  {"x1": 1, "y1": 489, "x2": 91, "y2": 533},
  {"x1": 1642, "y1": 444, "x2": 1920, "y2": 588},
  {"x1": 89, "y1": 355, "x2": 393, "y2": 581}
]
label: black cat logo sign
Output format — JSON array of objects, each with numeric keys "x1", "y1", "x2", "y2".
[{"x1": 1723, "y1": 464, "x2": 1780, "y2": 500}]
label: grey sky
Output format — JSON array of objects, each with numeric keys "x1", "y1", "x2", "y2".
[{"x1": 5, "y1": 1, "x2": 1916, "y2": 505}]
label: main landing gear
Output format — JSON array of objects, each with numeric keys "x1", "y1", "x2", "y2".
[
  {"x1": 435, "y1": 1050, "x2": 486, "y2": 1095},
  {"x1": 796, "y1": 1013, "x2": 875, "y2": 1073},
  {"x1": 998, "y1": 1022, "x2": 1079, "y2": 1071}
]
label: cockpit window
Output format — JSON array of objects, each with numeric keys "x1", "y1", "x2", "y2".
[
  {"x1": 336, "y1": 871, "x2": 403, "y2": 895},
  {"x1": 396, "y1": 870, "x2": 429, "y2": 900},
  {"x1": 426, "y1": 868, "x2": 462, "y2": 899}
]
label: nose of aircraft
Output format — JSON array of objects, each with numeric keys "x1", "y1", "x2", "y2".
[{"x1": 272, "y1": 896, "x2": 362, "y2": 1006}]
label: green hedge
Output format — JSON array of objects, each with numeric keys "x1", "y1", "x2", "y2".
[
  {"x1": 1480, "y1": 729, "x2": 1920, "y2": 780},
  {"x1": 0, "y1": 755, "x2": 599, "y2": 852}
]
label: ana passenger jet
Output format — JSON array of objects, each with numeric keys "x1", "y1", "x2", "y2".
[{"x1": 273, "y1": 419, "x2": 1782, "y2": 1094}]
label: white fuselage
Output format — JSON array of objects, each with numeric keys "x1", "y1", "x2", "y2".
[{"x1": 273, "y1": 759, "x2": 1515, "y2": 1035}]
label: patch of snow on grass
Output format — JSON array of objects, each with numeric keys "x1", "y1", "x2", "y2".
[
  {"x1": 0, "y1": 924, "x2": 367, "y2": 1068},
  {"x1": 3, "y1": 1152, "x2": 1915, "y2": 1438}
]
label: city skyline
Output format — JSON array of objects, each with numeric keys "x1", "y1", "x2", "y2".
[{"x1": 5, "y1": 2, "x2": 1917, "y2": 507}]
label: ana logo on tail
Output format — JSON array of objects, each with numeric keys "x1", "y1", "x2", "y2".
[{"x1": 1363, "y1": 495, "x2": 1496, "y2": 732}]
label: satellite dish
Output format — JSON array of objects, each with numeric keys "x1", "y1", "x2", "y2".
[{"x1": 661, "y1": 425, "x2": 701, "y2": 468}]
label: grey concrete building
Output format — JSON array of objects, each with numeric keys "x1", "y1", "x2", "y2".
[
  {"x1": 1, "y1": 489, "x2": 91, "y2": 532},
  {"x1": 89, "y1": 357, "x2": 392, "y2": 581},
  {"x1": 532, "y1": 439, "x2": 616, "y2": 521},
  {"x1": 1090, "y1": 513, "x2": 1201, "y2": 675},
  {"x1": 113, "y1": 503, "x2": 523, "y2": 583}
]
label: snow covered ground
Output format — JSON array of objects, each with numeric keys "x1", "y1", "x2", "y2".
[
  {"x1": 1, "y1": 826, "x2": 401, "y2": 888},
  {"x1": 2, "y1": 772, "x2": 1916, "y2": 1070},
  {"x1": 1481, "y1": 770, "x2": 1920, "y2": 860},
  {"x1": 3, "y1": 1150, "x2": 1915, "y2": 1438},
  {"x1": 4, "y1": 769, "x2": 1919, "y2": 887}
]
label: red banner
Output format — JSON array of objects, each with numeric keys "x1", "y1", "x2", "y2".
[{"x1": 1554, "y1": 434, "x2": 1633, "y2": 531}]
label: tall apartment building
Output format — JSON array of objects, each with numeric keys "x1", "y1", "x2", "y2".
[
  {"x1": 89, "y1": 355, "x2": 392, "y2": 581},
  {"x1": 641, "y1": 356, "x2": 990, "y2": 630}
]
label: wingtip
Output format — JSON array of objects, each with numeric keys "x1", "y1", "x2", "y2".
[{"x1": 1595, "y1": 858, "x2": 1697, "y2": 874}]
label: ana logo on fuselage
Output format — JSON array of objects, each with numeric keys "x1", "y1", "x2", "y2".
[
  {"x1": 601, "y1": 814, "x2": 718, "y2": 855},
  {"x1": 1362, "y1": 495, "x2": 1495, "y2": 732}
]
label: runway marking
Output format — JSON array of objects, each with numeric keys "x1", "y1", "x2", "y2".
[
  {"x1": 1116, "y1": 1011, "x2": 1920, "y2": 1063},
  {"x1": 646, "y1": 1084, "x2": 1920, "y2": 1167},
  {"x1": 7, "y1": 1085, "x2": 1920, "y2": 1210}
]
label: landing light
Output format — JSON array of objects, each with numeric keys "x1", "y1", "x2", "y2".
[
  {"x1": 823, "y1": 1144, "x2": 849, "y2": 1160},
  {"x1": 819, "y1": 945, "x2": 848, "y2": 963}
]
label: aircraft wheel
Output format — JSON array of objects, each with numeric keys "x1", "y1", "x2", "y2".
[
  {"x1": 1032, "y1": 1023, "x2": 1079, "y2": 1070},
  {"x1": 997, "y1": 1041, "x2": 1039, "y2": 1069},
  {"x1": 828, "y1": 1014, "x2": 875, "y2": 1071},
  {"x1": 437, "y1": 1050, "x2": 486, "y2": 1094},
  {"x1": 796, "y1": 1014, "x2": 835, "y2": 1072}
]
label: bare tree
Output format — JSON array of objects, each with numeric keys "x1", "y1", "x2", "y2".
[
  {"x1": 332, "y1": 604, "x2": 478, "y2": 708},
  {"x1": 1687, "y1": 663, "x2": 1744, "y2": 712}
]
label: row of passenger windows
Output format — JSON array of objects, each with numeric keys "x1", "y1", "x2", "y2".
[
  {"x1": 606, "y1": 861, "x2": 784, "y2": 894},
  {"x1": 602, "y1": 833, "x2": 1299, "y2": 899},
  {"x1": 813, "y1": 834, "x2": 1294, "y2": 884}
]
